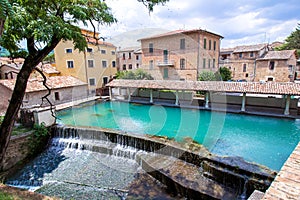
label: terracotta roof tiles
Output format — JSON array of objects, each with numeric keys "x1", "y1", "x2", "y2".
[
  {"x1": 0, "y1": 76, "x2": 87, "y2": 93},
  {"x1": 107, "y1": 80, "x2": 300, "y2": 96}
]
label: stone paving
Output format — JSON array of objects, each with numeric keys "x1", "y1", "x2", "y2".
[{"x1": 263, "y1": 142, "x2": 300, "y2": 200}]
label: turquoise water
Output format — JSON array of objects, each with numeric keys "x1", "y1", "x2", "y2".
[{"x1": 57, "y1": 101, "x2": 300, "y2": 171}]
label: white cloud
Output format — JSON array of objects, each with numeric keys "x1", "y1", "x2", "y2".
[{"x1": 98, "y1": 0, "x2": 299, "y2": 47}]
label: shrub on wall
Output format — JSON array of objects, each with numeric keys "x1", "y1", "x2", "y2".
[{"x1": 27, "y1": 123, "x2": 50, "y2": 157}]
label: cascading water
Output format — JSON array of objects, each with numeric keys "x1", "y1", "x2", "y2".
[{"x1": 5, "y1": 137, "x2": 142, "y2": 199}]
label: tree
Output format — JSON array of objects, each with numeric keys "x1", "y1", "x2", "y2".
[
  {"x1": 277, "y1": 23, "x2": 300, "y2": 57},
  {"x1": 198, "y1": 70, "x2": 216, "y2": 81},
  {"x1": 117, "y1": 69, "x2": 154, "y2": 80},
  {"x1": 0, "y1": 0, "x2": 169, "y2": 170},
  {"x1": 215, "y1": 67, "x2": 232, "y2": 81}
]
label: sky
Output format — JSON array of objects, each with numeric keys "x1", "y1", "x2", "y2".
[{"x1": 97, "y1": 0, "x2": 300, "y2": 48}]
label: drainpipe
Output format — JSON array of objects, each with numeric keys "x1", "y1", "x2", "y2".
[
  {"x1": 253, "y1": 60, "x2": 257, "y2": 82},
  {"x1": 197, "y1": 33, "x2": 200, "y2": 80},
  {"x1": 84, "y1": 51, "x2": 89, "y2": 95}
]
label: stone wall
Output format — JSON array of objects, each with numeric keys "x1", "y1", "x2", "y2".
[{"x1": 2, "y1": 132, "x2": 33, "y2": 171}]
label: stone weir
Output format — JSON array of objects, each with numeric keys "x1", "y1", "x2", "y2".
[{"x1": 51, "y1": 125, "x2": 276, "y2": 199}]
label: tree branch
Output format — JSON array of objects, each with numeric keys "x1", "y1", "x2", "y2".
[{"x1": 34, "y1": 67, "x2": 57, "y2": 120}]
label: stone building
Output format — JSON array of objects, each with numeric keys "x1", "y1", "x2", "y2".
[
  {"x1": 0, "y1": 76, "x2": 88, "y2": 113},
  {"x1": 117, "y1": 47, "x2": 142, "y2": 71},
  {"x1": 220, "y1": 44, "x2": 298, "y2": 82},
  {"x1": 219, "y1": 44, "x2": 269, "y2": 81},
  {"x1": 139, "y1": 29, "x2": 223, "y2": 81},
  {"x1": 54, "y1": 29, "x2": 117, "y2": 95},
  {"x1": 255, "y1": 50, "x2": 298, "y2": 82}
]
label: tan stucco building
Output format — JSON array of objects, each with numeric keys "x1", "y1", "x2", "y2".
[
  {"x1": 0, "y1": 76, "x2": 88, "y2": 113},
  {"x1": 117, "y1": 47, "x2": 142, "y2": 71},
  {"x1": 139, "y1": 29, "x2": 223, "y2": 81},
  {"x1": 54, "y1": 29, "x2": 117, "y2": 94}
]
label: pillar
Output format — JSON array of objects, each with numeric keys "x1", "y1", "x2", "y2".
[
  {"x1": 284, "y1": 95, "x2": 291, "y2": 115},
  {"x1": 109, "y1": 87, "x2": 112, "y2": 100},
  {"x1": 175, "y1": 90, "x2": 179, "y2": 106},
  {"x1": 150, "y1": 89, "x2": 153, "y2": 103},
  {"x1": 205, "y1": 92, "x2": 209, "y2": 108},
  {"x1": 241, "y1": 92, "x2": 246, "y2": 112},
  {"x1": 127, "y1": 88, "x2": 131, "y2": 102}
]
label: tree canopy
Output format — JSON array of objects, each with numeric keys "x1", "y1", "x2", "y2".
[
  {"x1": 116, "y1": 69, "x2": 154, "y2": 80},
  {"x1": 277, "y1": 23, "x2": 300, "y2": 57},
  {"x1": 0, "y1": 0, "x2": 169, "y2": 170},
  {"x1": 198, "y1": 70, "x2": 217, "y2": 81}
]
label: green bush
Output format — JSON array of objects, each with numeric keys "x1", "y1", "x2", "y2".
[{"x1": 27, "y1": 123, "x2": 50, "y2": 157}]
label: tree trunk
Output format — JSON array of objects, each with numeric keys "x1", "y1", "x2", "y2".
[
  {"x1": 0, "y1": 36, "x2": 59, "y2": 170},
  {"x1": 0, "y1": 59, "x2": 35, "y2": 171}
]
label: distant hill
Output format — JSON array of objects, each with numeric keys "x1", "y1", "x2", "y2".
[{"x1": 107, "y1": 28, "x2": 169, "y2": 50}]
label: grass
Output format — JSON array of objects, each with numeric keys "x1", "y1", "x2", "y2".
[
  {"x1": 0, "y1": 116, "x2": 32, "y2": 136},
  {"x1": 0, "y1": 191, "x2": 14, "y2": 200},
  {"x1": 12, "y1": 126, "x2": 32, "y2": 136}
]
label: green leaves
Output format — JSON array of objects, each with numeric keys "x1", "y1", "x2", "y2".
[
  {"x1": 277, "y1": 23, "x2": 300, "y2": 57},
  {"x1": 117, "y1": 69, "x2": 154, "y2": 80},
  {"x1": 0, "y1": 0, "x2": 12, "y2": 19}
]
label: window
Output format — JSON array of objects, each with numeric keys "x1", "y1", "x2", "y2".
[
  {"x1": 101, "y1": 49, "x2": 106, "y2": 54},
  {"x1": 112, "y1": 61, "x2": 116, "y2": 67},
  {"x1": 213, "y1": 41, "x2": 216, "y2": 51},
  {"x1": 163, "y1": 68, "x2": 168, "y2": 78},
  {"x1": 111, "y1": 51, "x2": 115, "y2": 55},
  {"x1": 239, "y1": 53, "x2": 242, "y2": 58},
  {"x1": 213, "y1": 59, "x2": 216, "y2": 68},
  {"x1": 208, "y1": 59, "x2": 211, "y2": 68},
  {"x1": 129, "y1": 52, "x2": 131, "y2": 59},
  {"x1": 102, "y1": 60, "x2": 107, "y2": 68},
  {"x1": 269, "y1": 61, "x2": 275, "y2": 70},
  {"x1": 288, "y1": 65, "x2": 293, "y2": 72},
  {"x1": 245, "y1": 73, "x2": 249, "y2": 78},
  {"x1": 136, "y1": 63, "x2": 139, "y2": 68},
  {"x1": 87, "y1": 47, "x2": 93, "y2": 53},
  {"x1": 123, "y1": 64, "x2": 126, "y2": 70},
  {"x1": 149, "y1": 43, "x2": 153, "y2": 53},
  {"x1": 180, "y1": 38, "x2": 185, "y2": 50},
  {"x1": 203, "y1": 58, "x2": 206, "y2": 68},
  {"x1": 122, "y1": 53, "x2": 125, "y2": 60},
  {"x1": 209, "y1": 40, "x2": 211, "y2": 50},
  {"x1": 65, "y1": 48, "x2": 72, "y2": 53},
  {"x1": 149, "y1": 60, "x2": 154, "y2": 70},
  {"x1": 180, "y1": 59, "x2": 185, "y2": 70},
  {"x1": 136, "y1": 55, "x2": 139, "y2": 60},
  {"x1": 88, "y1": 60, "x2": 94, "y2": 68},
  {"x1": 267, "y1": 77, "x2": 274, "y2": 82},
  {"x1": 54, "y1": 92, "x2": 60, "y2": 101},
  {"x1": 243, "y1": 64, "x2": 247, "y2": 72},
  {"x1": 250, "y1": 52, "x2": 254, "y2": 57},
  {"x1": 203, "y1": 38, "x2": 207, "y2": 49},
  {"x1": 67, "y1": 60, "x2": 74, "y2": 68},
  {"x1": 129, "y1": 64, "x2": 132, "y2": 69},
  {"x1": 103, "y1": 77, "x2": 108, "y2": 85},
  {"x1": 89, "y1": 78, "x2": 96, "y2": 86}
]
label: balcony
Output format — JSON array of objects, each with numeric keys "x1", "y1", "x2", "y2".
[{"x1": 157, "y1": 60, "x2": 175, "y2": 67}]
